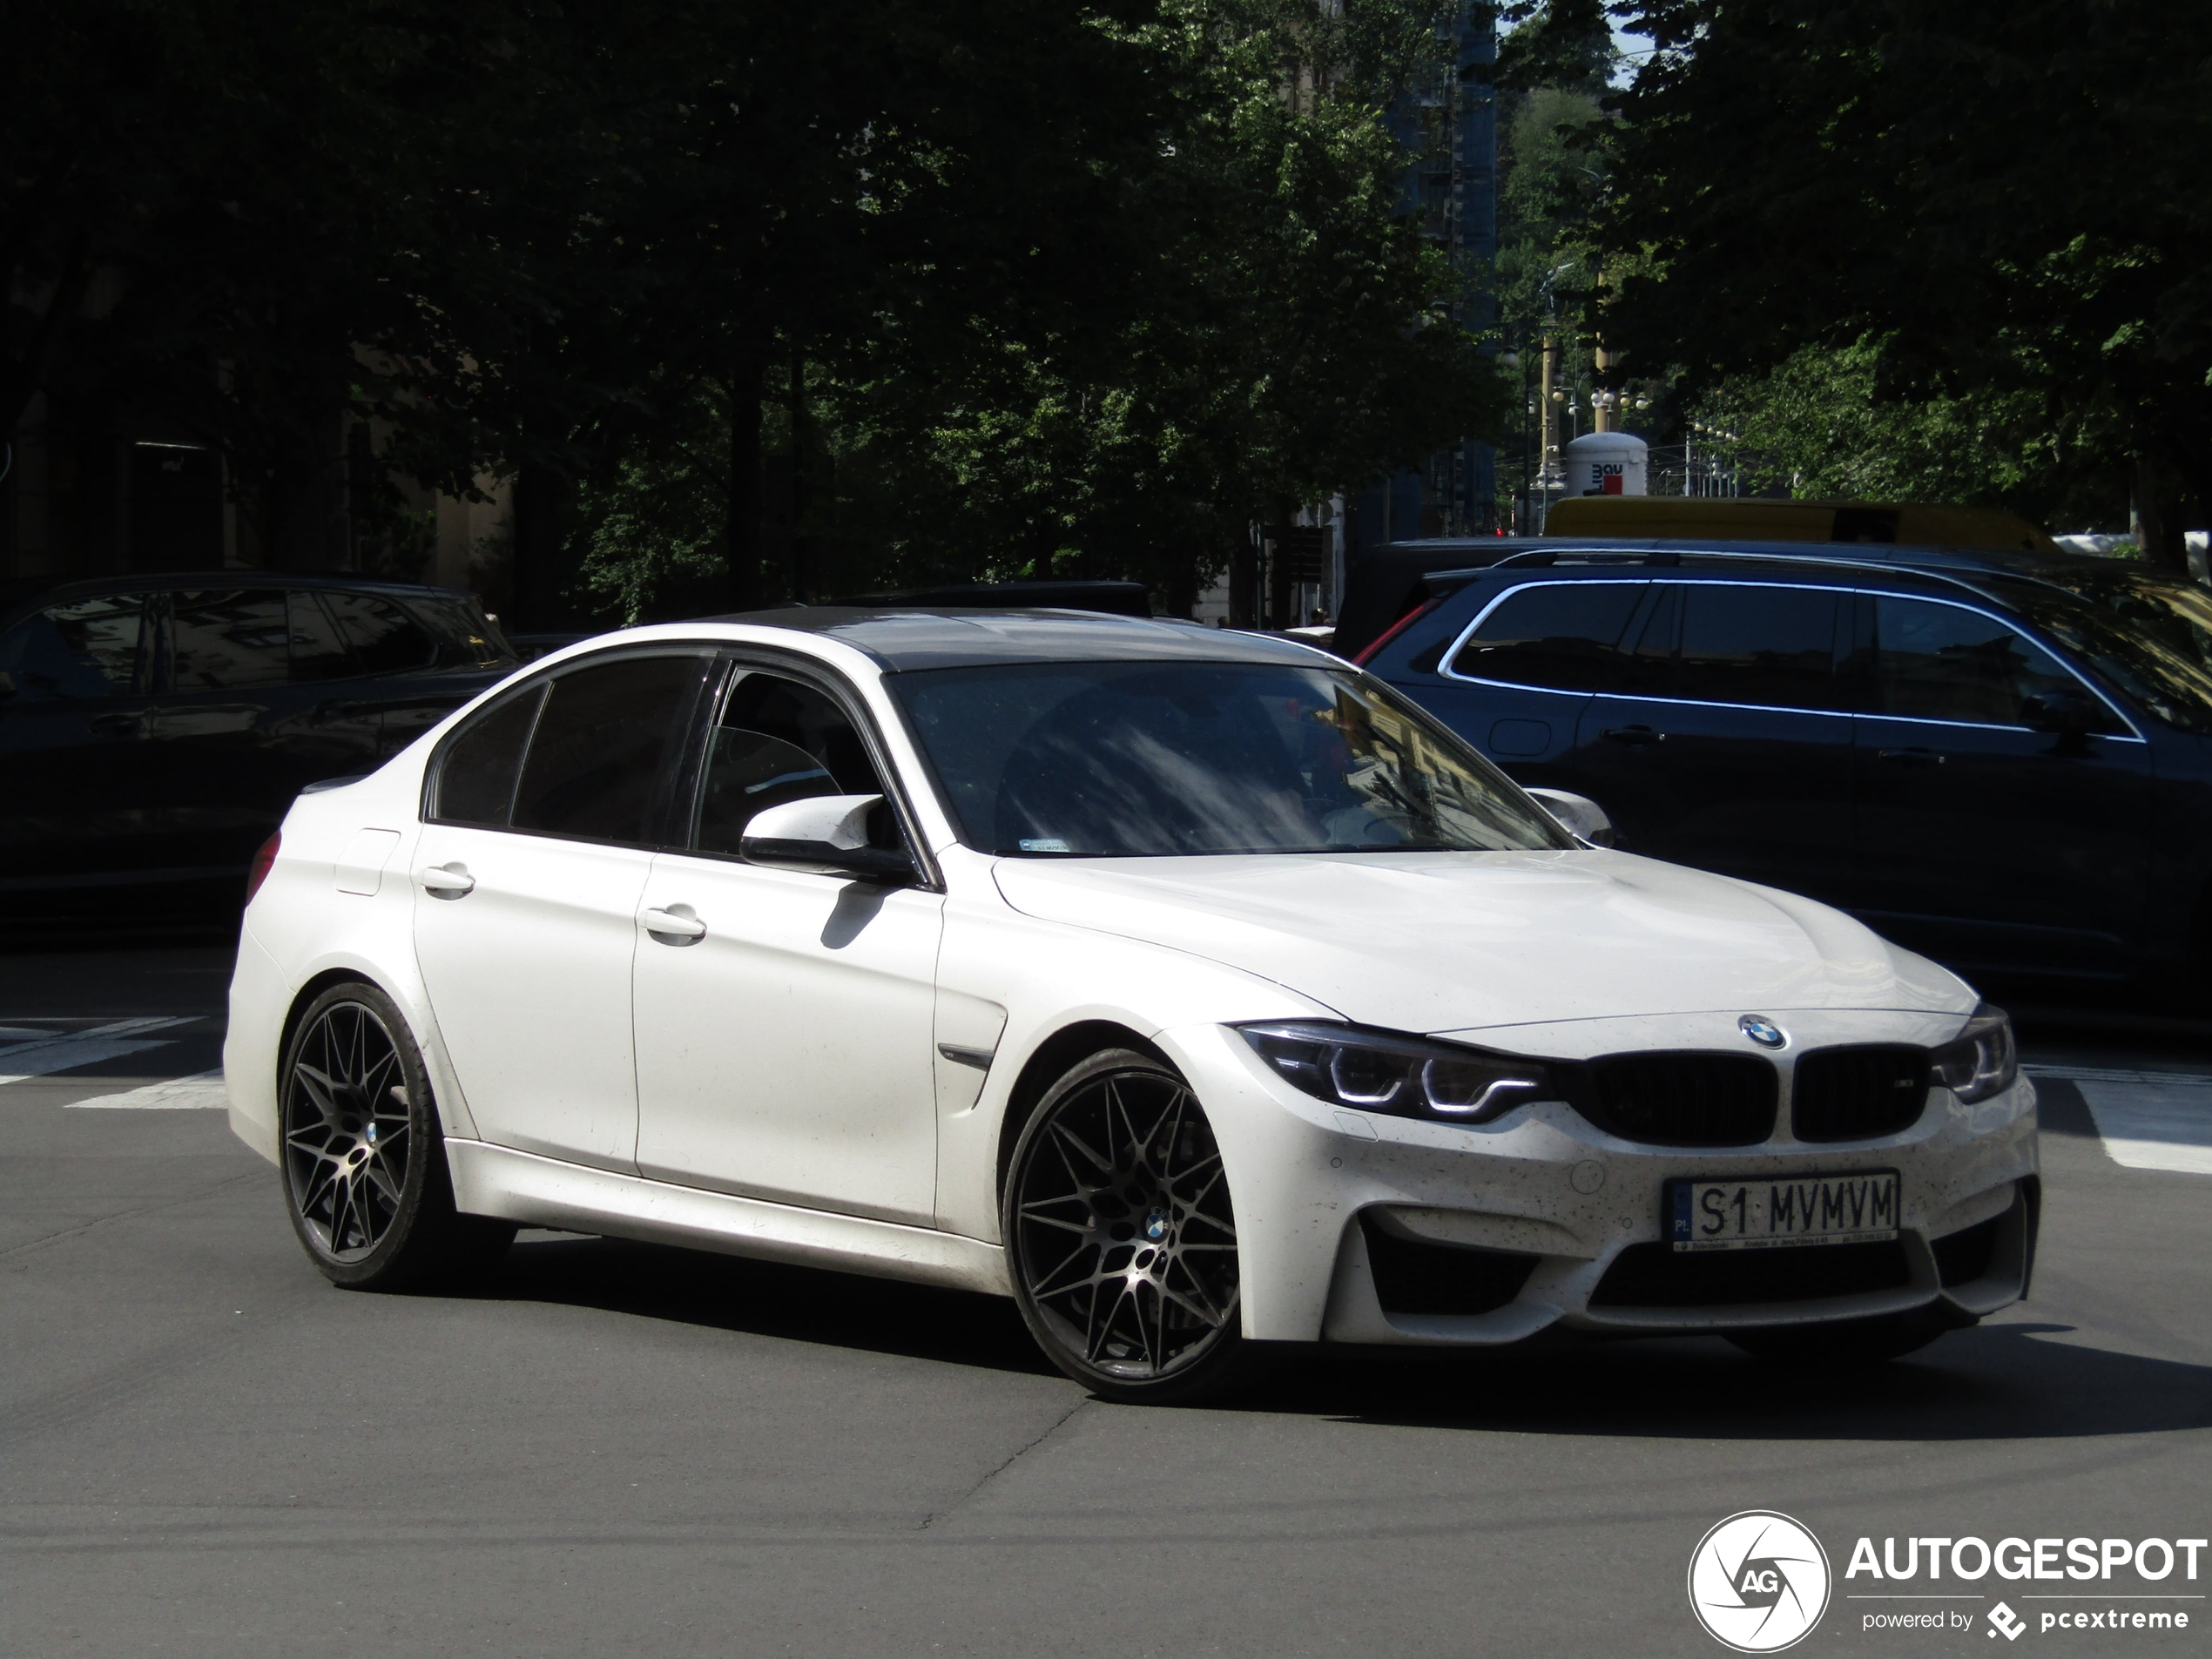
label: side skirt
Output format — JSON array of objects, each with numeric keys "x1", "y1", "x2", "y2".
[{"x1": 445, "y1": 1140, "x2": 1012, "y2": 1298}]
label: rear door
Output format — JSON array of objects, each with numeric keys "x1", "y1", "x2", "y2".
[
  {"x1": 0, "y1": 590, "x2": 158, "y2": 892},
  {"x1": 1571, "y1": 579, "x2": 1857, "y2": 901},
  {"x1": 411, "y1": 649, "x2": 717, "y2": 1169},
  {"x1": 1851, "y1": 591, "x2": 2152, "y2": 979},
  {"x1": 1404, "y1": 577, "x2": 1648, "y2": 786}
]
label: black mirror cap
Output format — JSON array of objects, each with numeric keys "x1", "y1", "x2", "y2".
[{"x1": 739, "y1": 836, "x2": 918, "y2": 884}]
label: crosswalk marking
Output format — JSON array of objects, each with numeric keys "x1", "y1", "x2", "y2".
[
  {"x1": 0, "y1": 1017, "x2": 199, "y2": 1088},
  {"x1": 66, "y1": 1069, "x2": 231, "y2": 1111},
  {"x1": 2029, "y1": 1064, "x2": 2212, "y2": 1177}
]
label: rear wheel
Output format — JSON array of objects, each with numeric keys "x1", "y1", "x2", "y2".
[
  {"x1": 280, "y1": 981, "x2": 513, "y2": 1290},
  {"x1": 1727, "y1": 1305, "x2": 1960, "y2": 1366},
  {"x1": 1003, "y1": 1049, "x2": 1251, "y2": 1405}
]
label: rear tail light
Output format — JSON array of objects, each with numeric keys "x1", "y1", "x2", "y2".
[
  {"x1": 246, "y1": 832, "x2": 281, "y2": 905},
  {"x1": 1352, "y1": 594, "x2": 1446, "y2": 667}
]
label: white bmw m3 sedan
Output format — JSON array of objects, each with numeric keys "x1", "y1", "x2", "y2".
[{"x1": 225, "y1": 608, "x2": 2038, "y2": 1402}]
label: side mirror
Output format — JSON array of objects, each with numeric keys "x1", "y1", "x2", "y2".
[
  {"x1": 2020, "y1": 689, "x2": 2097, "y2": 736},
  {"x1": 1525, "y1": 786, "x2": 1616, "y2": 848},
  {"x1": 741, "y1": 793, "x2": 916, "y2": 882}
]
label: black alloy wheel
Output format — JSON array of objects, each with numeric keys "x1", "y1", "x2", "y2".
[
  {"x1": 1004, "y1": 1049, "x2": 1250, "y2": 1403},
  {"x1": 280, "y1": 981, "x2": 512, "y2": 1290}
]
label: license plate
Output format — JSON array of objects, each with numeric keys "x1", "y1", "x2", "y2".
[{"x1": 1668, "y1": 1170, "x2": 1899, "y2": 1252}]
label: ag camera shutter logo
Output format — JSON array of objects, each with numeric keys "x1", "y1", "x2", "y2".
[{"x1": 1689, "y1": 1511, "x2": 1831, "y2": 1652}]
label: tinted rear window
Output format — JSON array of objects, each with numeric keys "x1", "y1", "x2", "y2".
[
  {"x1": 1447, "y1": 582, "x2": 1645, "y2": 691},
  {"x1": 0, "y1": 593, "x2": 148, "y2": 701},
  {"x1": 170, "y1": 590, "x2": 290, "y2": 690},
  {"x1": 509, "y1": 655, "x2": 706, "y2": 844},
  {"x1": 435, "y1": 685, "x2": 546, "y2": 827},
  {"x1": 1634, "y1": 583, "x2": 1845, "y2": 711}
]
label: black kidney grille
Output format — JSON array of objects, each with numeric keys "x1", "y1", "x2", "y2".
[
  {"x1": 1560, "y1": 1052, "x2": 1777, "y2": 1147},
  {"x1": 1792, "y1": 1045, "x2": 1930, "y2": 1143}
]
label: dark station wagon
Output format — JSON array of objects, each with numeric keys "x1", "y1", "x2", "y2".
[{"x1": 0, "y1": 573, "x2": 517, "y2": 923}]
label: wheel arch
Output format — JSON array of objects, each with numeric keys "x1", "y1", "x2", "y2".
[
  {"x1": 994, "y1": 1019, "x2": 1171, "y2": 1203},
  {"x1": 273, "y1": 963, "x2": 468, "y2": 1138}
]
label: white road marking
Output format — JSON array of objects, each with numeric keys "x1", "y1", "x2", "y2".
[
  {"x1": 2028, "y1": 1064, "x2": 2212, "y2": 1177},
  {"x1": 0, "y1": 1017, "x2": 199, "y2": 1088},
  {"x1": 66, "y1": 1069, "x2": 231, "y2": 1111}
]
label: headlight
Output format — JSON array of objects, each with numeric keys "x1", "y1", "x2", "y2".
[
  {"x1": 1929, "y1": 1004, "x2": 2017, "y2": 1103},
  {"x1": 1236, "y1": 1021, "x2": 1554, "y2": 1125}
]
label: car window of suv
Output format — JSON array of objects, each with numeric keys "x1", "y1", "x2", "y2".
[
  {"x1": 0, "y1": 593, "x2": 149, "y2": 702},
  {"x1": 1872, "y1": 597, "x2": 2108, "y2": 729},
  {"x1": 322, "y1": 591, "x2": 436, "y2": 675},
  {"x1": 693, "y1": 669, "x2": 894, "y2": 854},
  {"x1": 287, "y1": 591, "x2": 356, "y2": 683},
  {"x1": 169, "y1": 590, "x2": 290, "y2": 690},
  {"x1": 1660, "y1": 583, "x2": 1845, "y2": 711},
  {"x1": 510, "y1": 653, "x2": 708, "y2": 845},
  {"x1": 1445, "y1": 581, "x2": 1644, "y2": 691}
]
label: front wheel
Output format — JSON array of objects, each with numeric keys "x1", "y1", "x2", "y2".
[
  {"x1": 1003, "y1": 1049, "x2": 1251, "y2": 1405},
  {"x1": 279, "y1": 981, "x2": 514, "y2": 1290}
]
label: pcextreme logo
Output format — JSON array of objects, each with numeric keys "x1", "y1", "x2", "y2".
[{"x1": 1689, "y1": 1510, "x2": 1832, "y2": 1653}]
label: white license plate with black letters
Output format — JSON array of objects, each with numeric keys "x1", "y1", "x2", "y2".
[{"x1": 1668, "y1": 1170, "x2": 1899, "y2": 1251}]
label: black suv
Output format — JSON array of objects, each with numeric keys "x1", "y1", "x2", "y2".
[
  {"x1": 0, "y1": 573, "x2": 517, "y2": 921},
  {"x1": 1356, "y1": 541, "x2": 2212, "y2": 997}
]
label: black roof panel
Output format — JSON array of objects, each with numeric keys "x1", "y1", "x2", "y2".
[{"x1": 703, "y1": 606, "x2": 1330, "y2": 672}]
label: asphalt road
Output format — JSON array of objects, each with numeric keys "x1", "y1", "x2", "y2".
[{"x1": 4, "y1": 942, "x2": 2209, "y2": 1658}]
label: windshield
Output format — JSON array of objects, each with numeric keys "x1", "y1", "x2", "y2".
[
  {"x1": 1989, "y1": 571, "x2": 2212, "y2": 734},
  {"x1": 887, "y1": 660, "x2": 1571, "y2": 858}
]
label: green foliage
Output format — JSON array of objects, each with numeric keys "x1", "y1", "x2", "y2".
[{"x1": 1602, "y1": 0, "x2": 2212, "y2": 557}]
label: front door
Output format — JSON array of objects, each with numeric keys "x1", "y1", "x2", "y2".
[
  {"x1": 411, "y1": 650, "x2": 713, "y2": 1169},
  {"x1": 632, "y1": 663, "x2": 943, "y2": 1225},
  {"x1": 1571, "y1": 579, "x2": 1857, "y2": 901},
  {"x1": 1851, "y1": 592, "x2": 2152, "y2": 980}
]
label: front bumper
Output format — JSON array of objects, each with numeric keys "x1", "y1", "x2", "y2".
[{"x1": 1153, "y1": 1015, "x2": 2040, "y2": 1346}]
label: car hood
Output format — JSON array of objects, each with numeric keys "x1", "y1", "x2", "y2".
[{"x1": 991, "y1": 849, "x2": 1969, "y2": 1035}]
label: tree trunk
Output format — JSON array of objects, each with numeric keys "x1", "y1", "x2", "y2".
[
  {"x1": 1229, "y1": 525, "x2": 1260, "y2": 629},
  {"x1": 2132, "y1": 450, "x2": 2189, "y2": 577},
  {"x1": 725, "y1": 360, "x2": 765, "y2": 611},
  {"x1": 788, "y1": 342, "x2": 809, "y2": 604}
]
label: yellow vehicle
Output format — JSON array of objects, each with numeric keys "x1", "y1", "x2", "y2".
[{"x1": 1544, "y1": 496, "x2": 2058, "y2": 555}]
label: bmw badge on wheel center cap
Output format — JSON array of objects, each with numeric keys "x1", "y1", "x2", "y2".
[{"x1": 1738, "y1": 1015, "x2": 1787, "y2": 1049}]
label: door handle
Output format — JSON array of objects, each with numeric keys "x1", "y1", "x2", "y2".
[
  {"x1": 313, "y1": 698, "x2": 368, "y2": 723},
  {"x1": 640, "y1": 905, "x2": 707, "y2": 942},
  {"x1": 89, "y1": 710, "x2": 146, "y2": 738},
  {"x1": 418, "y1": 863, "x2": 475, "y2": 897},
  {"x1": 1601, "y1": 725, "x2": 1665, "y2": 745},
  {"x1": 1876, "y1": 747, "x2": 1946, "y2": 768}
]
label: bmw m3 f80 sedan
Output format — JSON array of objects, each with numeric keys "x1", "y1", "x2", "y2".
[{"x1": 225, "y1": 608, "x2": 2038, "y2": 1401}]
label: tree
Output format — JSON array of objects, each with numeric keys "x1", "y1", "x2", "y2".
[{"x1": 1601, "y1": 0, "x2": 2212, "y2": 567}]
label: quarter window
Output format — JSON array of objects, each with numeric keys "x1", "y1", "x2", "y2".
[
  {"x1": 1447, "y1": 583, "x2": 1645, "y2": 691},
  {"x1": 434, "y1": 685, "x2": 545, "y2": 828},
  {"x1": 0, "y1": 593, "x2": 148, "y2": 701},
  {"x1": 693, "y1": 670, "x2": 893, "y2": 853},
  {"x1": 509, "y1": 654, "x2": 707, "y2": 844},
  {"x1": 1872, "y1": 597, "x2": 2107, "y2": 729}
]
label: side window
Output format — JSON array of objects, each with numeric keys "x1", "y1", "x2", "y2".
[
  {"x1": 510, "y1": 654, "x2": 707, "y2": 845},
  {"x1": 169, "y1": 590, "x2": 289, "y2": 690},
  {"x1": 0, "y1": 593, "x2": 149, "y2": 702},
  {"x1": 1873, "y1": 597, "x2": 2107, "y2": 728},
  {"x1": 433, "y1": 685, "x2": 546, "y2": 827},
  {"x1": 1446, "y1": 583, "x2": 1645, "y2": 691},
  {"x1": 324, "y1": 591, "x2": 437, "y2": 675},
  {"x1": 1668, "y1": 584, "x2": 1844, "y2": 710},
  {"x1": 694, "y1": 670, "x2": 893, "y2": 855},
  {"x1": 287, "y1": 592, "x2": 356, "y2": 684}
]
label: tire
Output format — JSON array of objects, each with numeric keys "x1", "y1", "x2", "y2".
[
  {"x1": 278, "y1": 981, "x2": 514, "y2": 1291},
  {"x1": 1002, "y1": 1048, "x2": 1255, "y2": 1405},
  {"x1": 1726, "y1": 1305, "x2": 1962, "y2": 1366}
]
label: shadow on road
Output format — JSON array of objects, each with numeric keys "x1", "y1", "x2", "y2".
[{"x1": 464, "y1": 1235, "x2": 2212, "y2": 1441}]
